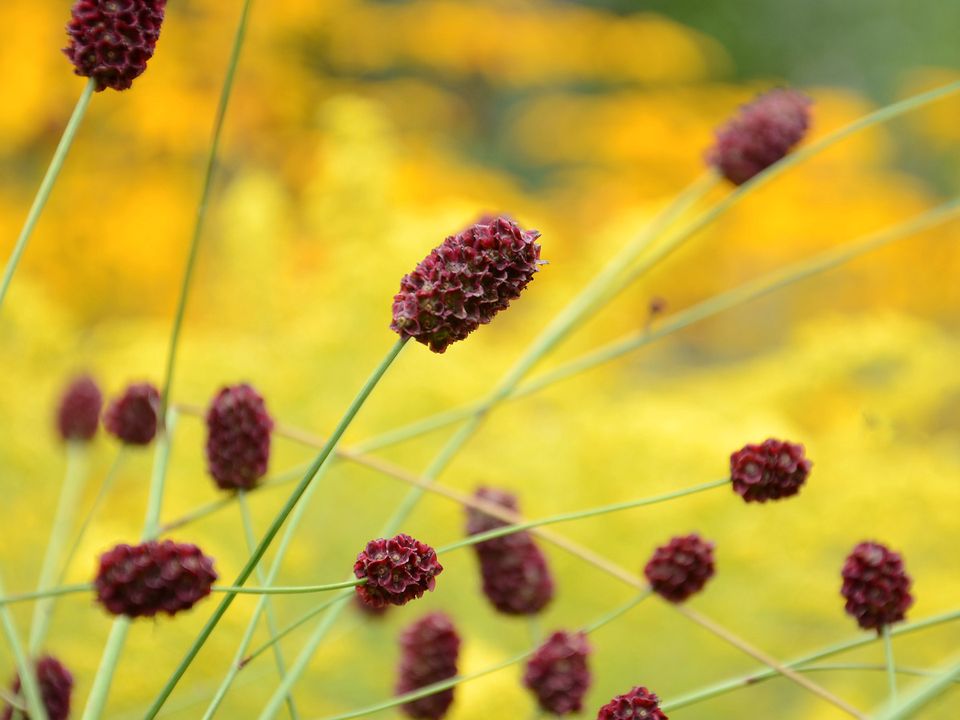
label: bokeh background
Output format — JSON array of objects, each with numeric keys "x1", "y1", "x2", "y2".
[{"x1": 2, "y1": 1, "x2": 959, "y2": 718}]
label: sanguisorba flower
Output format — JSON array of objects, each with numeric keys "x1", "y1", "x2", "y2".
[
  {"x1": 644, "y1": 534, "x2": 716, "y2": 603},
  {"x1": 596, "y1": 686, "x2": 668, "y2": 720},
  {"x1": 63, "y1": 0, "x2": 167, "y2": 92},
  {"x1": 396, "y1": 613, "x2": 461, "y2": 719},
  {"x1": 523, "y1": 631, "x2": 591, "y2": 715},
  {"x1": 103, "y1": 382, "x2": 161, "y2": 445},
  {"x1": 465, "y1": 487, "x2": 555, "y2": 615},
  {"x1": 1, "y1": 655, "x2": 74, "y2": 720},
  {"x1": 729, "y1": 438, "x2": 811, "y2": 503},
  {"x1": 354, "y1": 534, "x2": 443, "y2": 608},
  {"x1": 56, "y1": 374, "x2": 102, "y2": 442},
  {"x1": 94, "y1": 540, "x2": 218, "y2": 618},
  {"x1": 841, "y1": 541, "x2": 913, "y2": 633},
  {"x1": 707, "y1": 88, "x2": 812, "y2": 185},
  {"x1": 205, "y1": 383, "x2": 274, "y2": 491},
  {"x1": 391, "y1": 216, "x2": 543, "y2": 353}
]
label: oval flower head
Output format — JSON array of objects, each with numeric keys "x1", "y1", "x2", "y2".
[
  {"x1": 205, "y1": 383, "x2": 274, "y2": 491},
  {"x1": 103, "y1": 382, "x2": 161, "y2": 445},
  {"x1": 841, "y1": 541, "x2": 913, "y2": 633},
  {"x1": 354, "y1": 533, "x2": 443, "y2": 608},
  {"x1": 729, "y1": 438, "x2": 811, "y2": 503},
  {"x1": 644, "y1": 533, "x2": 716, "y2": 603},
  {"x1": 64, "y1": 0, "x2": 168, "y2": 92},
  {"x1": 523, "y1": 631, "x2": 592, "y2": 715},
  {"x1": 391, "y1": 216, "x2": 543, "y2": 353},
  {"x1": 597, "y1": 686, "x2": 668, "y2": 719},
  {"x1": 1, "y1": 655, "x2": 74, "y2": 720},
  {"x1": 56, "y1": 374, "x2": 103, "y2": 442},
  {"x1": 395, "y1": 613, "x2": 461, "y2": 719}
]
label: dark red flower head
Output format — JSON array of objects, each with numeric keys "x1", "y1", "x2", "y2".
[
  {"x1": 391, "y1": 216, "x2": 542, "y2": 353},
  {"x1": 396, "y1": 613, "x2": 461, "y2": 719},
  {"x1": 205, "y1": 383, "x2": 274, "y2": 491},
  {"x1": 707, "y1": 88, "x2": 812, "y2": 185},
  {"x1": 1, "y1": 655, "x2": 74, "y2": 720},
  {"x1": 103, "y1": 382, "x2": 161, "y2": 445},
  {"x1": 523, "y1": 631, "x2": 591, "y2": 715},
  {"x1": 466, "y1": 487, "x2": 554, "y2": 615},
  {"x1": 94, "y1": 539, "x2": 217, "y2": 618},
  {"x1": 597, "y1": 686, "x2": 668, "y2": 720},
  {"x1": 644, "y1": 534, "x2": 716, "y2": 603},
  {"x1": 841, "y1": 541, "x2": 913, "y2": 632},
  {"x1": 56, "y1": 374, "x2": 102, "y2": 442},
  {"x1": 354, "y1": 533, "x2": 443, "y2": 608},
  {"x1": 729, "y1": 438, "x2": 811, "y2": 503},
  {"x1": 63, "y1": 0, "x2": 167, "y2": 92}
]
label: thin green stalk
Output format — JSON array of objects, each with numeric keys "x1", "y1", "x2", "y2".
[
  {"x1": 0, "y1": 572, "x2": 48, "y2": 720},
  {"x1": 145, "y1": 339, "x2": 407, "y2": 719},
  {"x1": 241, "y1": 594, "x2": 352, "y2": 669},
  {"x1": 0, "y1": 78, "x2": 96, "y2": 313},
  {"x1": 883, "y1": 625, "x2": 898, "y2": 706},
  {"x1": 143, "y1": 412, "x2": 177, "y2": 542},
  {"x1": 876, "y1": 652, "x2": 960, "y2": 720},
  {"x1": 662, "y1": 608, "x2": 960, "y2": 712},
  {"x1": 315, "y1": 592, "x2": 649, "y2": 720},
  {"x1": 0, "y1": 584, "x2": 92, "y2": 605},
  {"x1": 80, "y1": 619, "x2": 131, "y2": 720},
  {"x1": 57, "y1": 449, "x2": 127, "y2": 585},
  {"x1": 28, "y1": 441, "x2": 89, "y2": 654},
  {"x1": 209, "y1": 580, "x2": 362, "y2": 595},
  {"x1": 159, "y1": 0, "x2": 256, "y2": 416},
  {"x1": 229, "y1": 492, "x2": 298, "y2": 720}
]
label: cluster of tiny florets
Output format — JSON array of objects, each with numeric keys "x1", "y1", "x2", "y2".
[
  {"x1": 56, "y1": 374, "x2": 102, "y2": 442},
  {"x1": 523, "y1": 631, "x2": 591, "y2": 715},
  {"x1": 729, "y1": 438, "x2": 811, "y2": 503},
  {"x1": 354, "y1": 534, "x2": 443, "y2": 608},
  {"x1": 205, "y1": 383, "x2": 274, "y2": 491},
  {"x1": 841, "y1": 541, "x2": 913, "y2": 632},
  {"x1": 103, "y1": 382, "x2": 161, "y2": 445},
  {"x1": 465, "y1": 487, "x2": 554, "y2": 615},
  {"x1": 391, "y1": 216, "x2": 542, "y2": 353},
  {"x1": 396, "y1": 613, "x2": 461, "y2": 719},
  {"x1": 1, "y1": 656, "x2": 74, "y2": 720},
  {"x1": 596, "y1": 686, "x2": 668, "y2": 720},
  {"x1": 94, "y1": 540, "x2": 217, "y2": 618},
  {"x1": 707, "y1": 88, "x2": 812, "y2": 185},
  {"x1": 63, "y1": 0, "x2": 167, "y2": 91},
  {"x1": 644, "y1": 534, "x2": 716, "y2": 603}
]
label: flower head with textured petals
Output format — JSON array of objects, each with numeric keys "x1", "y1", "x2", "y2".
[
  {"x1": 354, "y1": 534, "x2": 443, "y2": 608},
  {"x1": 597, "y1": 686, "x2": 668, "y2": 720},
  {"x1": 730, "y1": 438, "x2": 811, "y2": 503},
  {"x1": 644, "y1": 534, "x2": 716, "y2": 603},
  {"x1": 1, "y1": 656, "x2": 74, "y2": 720},
  {"x1": 103, "y1": 382, "x2": 161, "y2": 445},
  {"x1": 841, "y1": 541, "x2": 913, "y2": 632},
  {"x1": 396, "y1": 613, "x2": 461, "y2": 719},
  {"x1": 523, "y1": 631, "x2": 591, "y2": 715}
]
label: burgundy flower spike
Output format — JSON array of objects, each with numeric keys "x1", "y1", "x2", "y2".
[
  {"x1": 391, "y1": 216, "x2": 543, "y2": 353},
  {"x1": 103, "y1": 382, "x2": 161, "y2": 445},
  {"x1": 94, "y1": 539, "x2": 218, "y2": 618},
  {"x1": 354, "y1": 534, "x2": 443, "y2": 608},
  {"x1": 56, "y1": 374, "x2": 102, "y2": 442},
  {"x1": 465, "y1": 487, "x2": 554, "y2": 615},
  {"x1": 729, "y1": 438, "x2": 811, "y2": 503},
  {"x1": 523, "y1": 631, "x2": 591, "y2": 715},
  {"x1": 841, "y1": 541, "x2": 913, "y2": 632},
  {"x1": 64, "y1": 0, "x2": 167, "y2": 92},
  {"x1": 205, "y1": 383, "x2": 274, "y2": 491},
  {"x1": 644, "y1": 534, "x2": 716, "y2": 603},
  {"x1": 1, "y1": 656, "x2": 73, "y2": 720},
  {"x1": 597, "y1": 686, "x2": 668, "y2": 720},
  {"x1": 396, "y1": 613, "x2": 461, "y2": 719},
  {"x1": 708, "y1": 88, "x2": 812, "y2": 185}
]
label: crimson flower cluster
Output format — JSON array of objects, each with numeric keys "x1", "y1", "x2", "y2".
[
  {"x1": 644, "y1": 534, "x2": 716, "y2": 603},
  {"x1": 103, "y1": 382, "x2": 161, "y2": 445},
  {"x1": 205, "y1": 383, "x2": 274, "y2": 491},
  {"x1": 523, "y1": 631, "x2": 591, "y2": 715},
  {"x1": 465, "y1": 487, "x2": 554, "y2": 615},
  {"x1": 56, "y1": 375, "x2": 102, "y2": 442},
  {"x1": 596, "y1": 686, "x2": 668, "y2": 719},
  {"x1": 841, "y1": 541, "x2": 913, "y2": 632},
  {"x1": 729, "y1": 438, "x2": 811, "y2": 503},
  {"x1": 354, "y1": 534, "x2": 443, "y2": 608},
  {"x1": 395, "y1": 613, "x2": 461, "y2": 719},
  {"x1": 1, "y1": 656, "x2": 73, "y2": 720},
  {"x1": 391, "y1": 216, "x2": 542, "y2": 353},
  {"x1": 94, "y1": 540, "x2": 218, "y2": 618}
]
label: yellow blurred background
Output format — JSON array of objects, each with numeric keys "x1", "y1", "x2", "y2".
[{"x1": 1, "y1": 1, "x2": 959, "y2": 718}]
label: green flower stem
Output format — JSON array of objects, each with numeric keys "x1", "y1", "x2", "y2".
[
  {"x1": 0, "y1": 583, "x2": 93, "y2": 605},
  {"x1": 356, "y1": 80, "x2": 960, "y2": 457},
  {"x1": 210, "y1": 580, "x2": 363, "y2": 595},
  {"x1": 240, "y1": 594, "x2": 353, "y2": 669},
  {"x1": 236, "y1": 491, "x2": 300, "y2": 720},
  {"x1": 798, "y1": 663, "x2": 954, "y2": 682},
  {"x1": 57, "y1": 449, "x2": 127, "y2": 585},
  {"x1": 159, "y1": 0, "x2": 255, "y2": 416},
  {"x1": 0, "y1": 78, "x2": 96, "y2": 314},
  {"x1": 27, "y1": 441, "x2": 89, "y2": 654},
  {"x1": 143, "y1": 412, "x2": 177, "y2": 542},
  {"x1": 0, "y1": 572, "x2": 48, "y2": 720},
  {"x1": 875, "y1": 651, "x2": 960, "y2": 720},
  {"x1": 145, "y1": 338, "x2": 407, "y2": 720},
  {"x1": 316, "y1": 592, "x2": 649, "y2": 720},
  {"x1": 80, "y1": 619, "x2": 131, "y2": 720},
  {"x1": 662, "y1": 608, "x2": 960, "y2": 712},
  {"x1": 883, "y1": 625, "x2": 898, "y2": 706}
]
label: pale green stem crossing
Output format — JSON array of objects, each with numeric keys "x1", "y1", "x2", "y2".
[
  {"x1": 875, "y1": 651, "x2": 960, "y2": 720},
  {"x1": 883, "y1": 624, "x2": 898, "y2": 706},
  {"x1": 28, "y1": 441, "x2": 89, "y2": 654},
  {"x1": 0, "y1": 78, "x2": 96, "y2": 314},
  {"x1": 0, "y1": 572, "x2": 48, "y2": 720}
]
